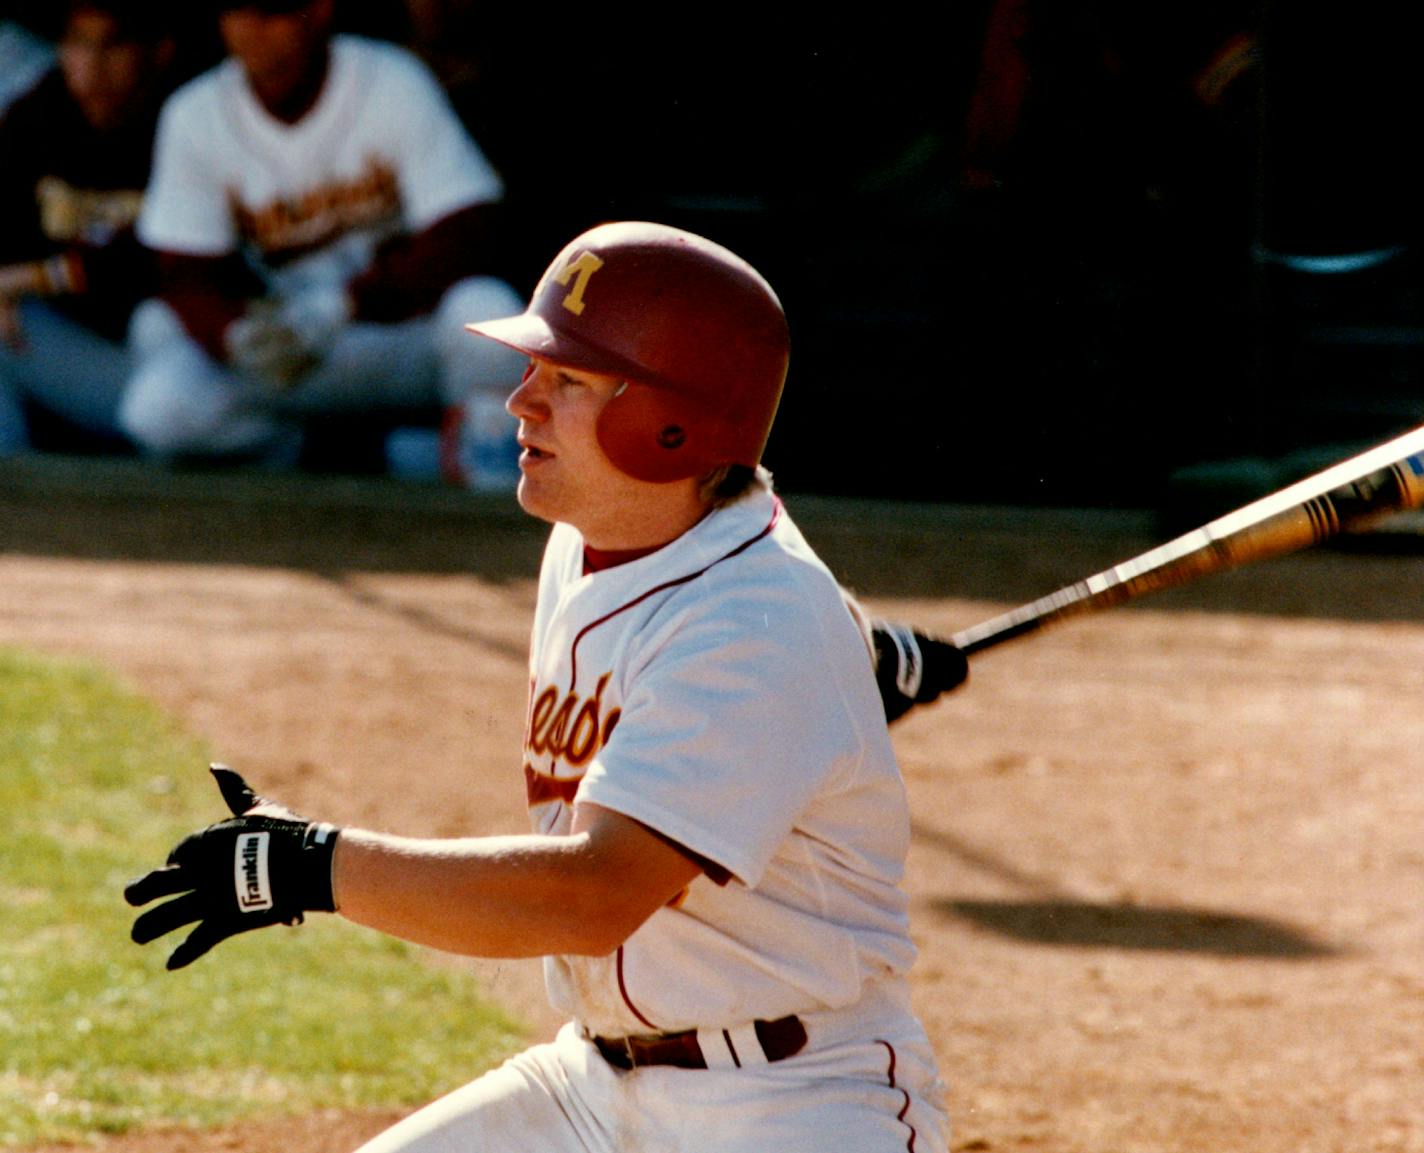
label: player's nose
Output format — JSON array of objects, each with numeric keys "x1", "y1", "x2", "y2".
[{"x1": 506, "y1": 361, "x2": 548, "y2": 421}]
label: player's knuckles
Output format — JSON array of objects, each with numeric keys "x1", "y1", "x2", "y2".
[
  {"x1": 166, "y1": 828, "x2": 216, "y2": 866},
  {"x1": 247, "y1": 801, "x2": 299, "y2": 822}
]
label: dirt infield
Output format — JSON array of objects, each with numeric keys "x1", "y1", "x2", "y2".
[{"x1": 3, "y1": 457, "x2": 1422, "y2": 1153}]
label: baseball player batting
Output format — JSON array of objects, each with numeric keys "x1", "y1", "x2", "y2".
[{"x1": 126, "y1": 222, "x2": 957, "y2": 1151}]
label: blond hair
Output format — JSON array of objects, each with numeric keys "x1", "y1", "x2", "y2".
[{"x1": 699, "y1": 464, "x2": 773, "y2": 508}]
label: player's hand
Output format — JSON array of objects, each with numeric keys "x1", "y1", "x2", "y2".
[
  {"x1": 124, "y1": 764, "x2": 341, "y2": 970},
  {"x1": 225, "y1": 286, "x2": 350, "y2": 389},
  {"x1": 871, "y1": 621, "x2": 969, "y2": 723},
  {"x1": 225, "y1": 300, "x2": 313, "y2": 388}
]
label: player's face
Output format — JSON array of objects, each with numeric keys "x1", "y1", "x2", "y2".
[
  {"x1": 59, "y1": 10, "x2": 164, "y2": 131},
  {"x1": 219, "y1": 0, "x2": 332, "y2": 119},
  {"x1": 506, "y1": 360, "x2": 701, "y2": 550}
]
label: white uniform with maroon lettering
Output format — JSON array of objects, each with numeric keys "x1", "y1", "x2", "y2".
[
  {"x1": 356, "y1": 487, "x2": 950, "y2": 1153},
  {"x1": 119, "y1": 34, "x2": 523, "y2": 461}
]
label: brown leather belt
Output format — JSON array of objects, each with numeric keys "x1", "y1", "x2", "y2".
[{"x1": 592, "y1": 1015, "x2": 808, "y2": 1070}]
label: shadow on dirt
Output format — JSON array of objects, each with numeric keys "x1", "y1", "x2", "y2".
[
  {"x1": 937, "y1": 898, "x2": 1340, "y2": 958},
  {"x1": 315, "y1": 571, "x2": 530, "y2": 660},
  {"x1": 0, "y1": 457, "x2": 548, "y2": 582},
  {"x1": 910, "y1": 821, "x2": 1340, "y2": 958},
  {"x1": 4, "y1": 457, "x2": 1424, "y2": 625}
]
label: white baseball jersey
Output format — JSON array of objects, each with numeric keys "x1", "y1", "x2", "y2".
[
  {"x1": 525, "y1": 488, "x2": 918, "y2": 1038},
  {"x1": 136, "y1": 34, "x2": 503, "y2": 294}
]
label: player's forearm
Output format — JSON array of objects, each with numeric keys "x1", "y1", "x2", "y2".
[
  {"x1": 126, "y1": 776, "x2": 702, "y2": 970},
  {"x1": 331, "y1": 828, "x2": 646, "y2": 958},
  {"x1": 154, "y1": 251, "x2": 263, "y2": 359},
  {"x1": 346, "y1": 202, "x2": 502, "y2": 322},
  {"x1": 0, "y1": 253, "x2": 85, "y2": 298}
]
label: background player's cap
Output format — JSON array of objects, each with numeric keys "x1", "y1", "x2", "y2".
[{"x1": 468, "y1": 221, "x2": 789, "y2": 484}]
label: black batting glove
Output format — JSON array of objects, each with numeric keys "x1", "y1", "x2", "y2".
[
  {"x1": 872, "y1": 621, "x2": 970, "y2": 723},
  {"x1": 124, "y1": 764, "x2": 341, "y2": 970}
]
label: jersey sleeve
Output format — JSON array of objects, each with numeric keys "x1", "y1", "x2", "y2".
[
  {"x1": 576, "y1": 564, "x2": 873, "y2": 890},
  {"x1": 136, "y1": 81, "x2": 238, "y2": 257},
  {"x1": 377, "y1": 47, "x2": 504, "y2": 230}
]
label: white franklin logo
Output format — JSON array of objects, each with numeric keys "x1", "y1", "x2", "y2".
[{"x1": 234, "y1": 832, "x2": 274, "y2": 912}]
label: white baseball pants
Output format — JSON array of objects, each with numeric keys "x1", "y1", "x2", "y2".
[
  {"x1": 353, "y1": 986, "x2": 949, "y2": 1153},
  {"x1": 118, "y1": 276, "x2": 526, "y2": 459},
  {"x1": 0, "y1": 300, "x2": 131, "y2": 453}
]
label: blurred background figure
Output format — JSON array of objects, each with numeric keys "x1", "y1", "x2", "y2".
[
  {"x1": 0, "y1": 0, "x2": 185, "y2": 457},
  {"x1": 0, "y1": 5, "x2": 54, "y2": 116},
  {"x1": 120, "y1": 0, "x2": 525, "y2": 482}
]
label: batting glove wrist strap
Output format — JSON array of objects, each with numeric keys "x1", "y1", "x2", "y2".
[
  {"x1": 872, "y1": 621, "x2": 970, "y2": 723},
  {"x1": 124, "y1": 766, "x2": 341, "y2": 970}
]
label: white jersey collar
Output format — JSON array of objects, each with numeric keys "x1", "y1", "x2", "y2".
[{"x1": 577, "y1": 488, "x2": 781, "y2": 586}]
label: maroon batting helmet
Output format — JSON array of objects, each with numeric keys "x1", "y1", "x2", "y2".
[{"x1": 465, "y1": 221, "x2": 789, "y2": 483}]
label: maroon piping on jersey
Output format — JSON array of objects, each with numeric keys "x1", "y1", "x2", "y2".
[
  {"x1": 878, "y1": 1040, "x2": 919, "y2": 1151},
  {"x1": 616, "y1": 945, "x2": 660, "y2": 1030},
  {"x1": 566, "y1": 498, "x2": 783, "y2": 690}
]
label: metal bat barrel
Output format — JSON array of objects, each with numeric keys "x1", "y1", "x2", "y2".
[{"x1": 951, "y1": 426, "x2": 1424, "y2": 656}]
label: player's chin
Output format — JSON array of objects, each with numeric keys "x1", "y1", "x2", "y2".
[{"x1": 513, "y1": 475, "x2": 555, "y2": 523}]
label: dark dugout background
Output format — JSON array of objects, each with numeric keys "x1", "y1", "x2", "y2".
[
  {"x1": 11, "y1": 0, "x2": 1418, "y2": 506},
  {"x1": 450, "y1": 2, "x2": 1421, "y2": 507}
]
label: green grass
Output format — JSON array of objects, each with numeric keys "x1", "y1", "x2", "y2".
[{"x1": 0, "y1": 648, "x2": 526, "y2": 1146}]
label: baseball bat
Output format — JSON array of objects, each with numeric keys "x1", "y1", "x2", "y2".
[{"x1": 950, "y1": 424, "x2": 1424, "y2": 656}]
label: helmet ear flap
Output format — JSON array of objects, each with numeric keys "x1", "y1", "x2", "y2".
[{"x1": 596, "y1": 382, "x2": 722, "y2": 483}]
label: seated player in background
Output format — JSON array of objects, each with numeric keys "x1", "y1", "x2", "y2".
[
  {"x1": 126, "y1": 221, "x2": 965, "y2": 1152},
  {"x1": 0, "y1": 0, "x2": 182, "y2": 455},
  {"x1": 120, "y1": 0, "x2": 525, "y2": 480}
]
